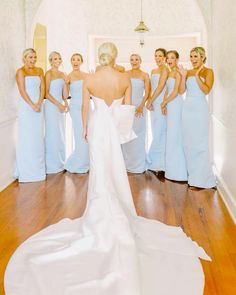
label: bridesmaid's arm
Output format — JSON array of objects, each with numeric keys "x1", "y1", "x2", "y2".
[
  {"x1": 179, "y1": 65, "x2": 187, "y2": 94},
  {"x1": 146, "y1": 67, "x2": 168, "y2": 108},
  {"x1": 45, "y1": 72, "x2": 66, "y2": 112},
  {"x1": 38, "y1": 68, "x2": 45, "y2": 109},
  {"x1": 195, "y1": 68, "x2": 214, "y2": 94},
  {"x1": 82, "y1": 78, "x2": 90, "y2": 142},
  {"x1": 16, "y1": 69, "x2": 39, "y2": 112},
  {"x1": 136, "y1": 73, "x2": 150, "y2": 117},
  {"x1": 162, "y1": 72, "x2": 181, "y2": 105},
  {"x1": 142, "y1": 73, "x2": 151, "y2": 104},
  {"x1": 123, "y1": 77, "x2": 132, "y2": 105},
  {"x1": 62, "y1": 73, "x2": 69, "y2": 111}
]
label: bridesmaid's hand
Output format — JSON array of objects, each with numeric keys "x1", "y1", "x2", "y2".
[
  {"x1": 195, "y1": 64, "x2": 204, "y2": 77},
  {"x1": 179, "y1": 65, "x2": 187, "y2": 78},
  {"x1": 64, "y1": 101, "x2": 69, "y2": 112},
  {"x1": 32, "y1": 103, "x2": 41, "y2": 112},
  {"x1": 160, "y1": 102, "x2": 167, "y2": 115},
  {"x1": 83, "y1": 128, "x2": 88, "y2": 142},
  {"x1": 64, "y1": 74, "x2": 70, "y2": 84},
  {"x1": 135, "y1": 105, "x2": 144, "y2": 117},
  {"x1": 146, "y1": 100, "x2": 154, "y2": 111},
  {"x1": 57, "y1": 103, "x2": 67, "y2": 113}
]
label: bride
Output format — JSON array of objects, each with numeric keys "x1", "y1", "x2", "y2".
[{"x1": 4, "y1": 42, "x2": 210, "y2": 295}]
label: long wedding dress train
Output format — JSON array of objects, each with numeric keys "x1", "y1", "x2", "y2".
[{"x1": 4, "y1": 97, "x2": 210, "y2": 295}]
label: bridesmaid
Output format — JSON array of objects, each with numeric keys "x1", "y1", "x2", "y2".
[
  {"x1": 122, "y1": 54, "x2": 150, "y2": 173},
  {"x1": 45, "y1": 51, "x2": 68, "y2": 174},
  {"x1": 15, "y1": 48, "x2": 46, "y2": 182},
  {"x1": 179, "y1": 47, "x2": 216, "y2": 188},
  {"x1": 146, "y1": 48, "x2": 169, "y2": 173},
  {"x1": 64, "y1": 53, "x2": 89, "y2": 173},
  {"x1": 161, "y1": 51, "x2": 187, "y2": 181}
]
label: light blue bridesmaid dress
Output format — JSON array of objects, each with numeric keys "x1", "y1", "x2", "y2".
[
  {"x1": 15, "y1": 76, "x2": 46, "y2": 182},
  {"x1": 146, "y1": 74, "x2": 167, "y2": 171},
  {"x1": 165, "y1": 77, "x2": 187, "y2": 181},
  {"x1": 44, "y1": 78, "x2": 66, "y2": 174},
  {"x1": 121, "y1": 78, "x2": 146, "y2": 173},
  {"x1": 182, "y1": 76, "x2": 216, "y2": 188},
  {"x1": 64, "y1": 80, "x2": 89, "y2": 173}
]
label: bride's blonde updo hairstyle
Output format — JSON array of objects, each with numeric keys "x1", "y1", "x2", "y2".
[
  {"x1": 98, "y1": 42, "x2": 118, "y2": 66},
  {"x1": 190, "y1": 47, "x2": 206, "y2": 63}
]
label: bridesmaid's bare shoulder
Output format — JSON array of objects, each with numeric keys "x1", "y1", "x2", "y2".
[
  {"x1": 151, "y1": 68, "x2": 159, "y2": 75},
  {"x1": 114, "y1": 64, "x2": 125, "y2": 73}
]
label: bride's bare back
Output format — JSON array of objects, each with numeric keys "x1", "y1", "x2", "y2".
[
  {"x1": 85, "y1": 66, "x2": 131, "y2": 105},
  {"x1": 82, "y1": 66, "x2": 131, "y2": 140}
]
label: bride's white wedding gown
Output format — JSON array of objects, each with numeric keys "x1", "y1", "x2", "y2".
[{"x1": 4, "y1": 96, "x2": 210, "y2": 295}]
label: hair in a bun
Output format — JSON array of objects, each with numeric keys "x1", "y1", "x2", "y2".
[
  {"x1": 191, "y1": 47, "x2": 207, "y2": 63},
  {"x1": 98, "y1": 42, "x2": 118, "y2": 66}
]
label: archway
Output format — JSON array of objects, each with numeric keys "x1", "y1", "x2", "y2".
[{"x1": 33, "y1": 23, "x2": 47, "y2": 72}]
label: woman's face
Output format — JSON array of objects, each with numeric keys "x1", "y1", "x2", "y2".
[
  {"x1": 155, "y1": 50, "x2": 166, "y2": 66},
  {"x1": 130, "y1": 55, "x2": 141, "y2": 70},
  {"x1": 190, "y1": 51, "x2": 203, "y2": 69},
  {"x1": 71, "y1": 55, "x2": 83, "y2": 70},
  {"x1": 24, "y1": 52, "x2": 37, "y2": 68},
  {"x1": 51, "y1": 54, "x2": 62, "y2": 68},
  {"x1": 167, "y1": 52, "x2": 178, "y2": 69}
]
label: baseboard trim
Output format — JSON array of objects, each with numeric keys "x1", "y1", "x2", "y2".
[
  {"x1": 214, "y1": 166, "x2": 236, "y2": 224},
  {"x1": 0, "y1": 176, "x2": 15, "y2": 193}
]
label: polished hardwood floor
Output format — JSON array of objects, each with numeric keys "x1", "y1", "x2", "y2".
[{"x1": 0, "y1": 171, "x2": 235, "y2": 295}]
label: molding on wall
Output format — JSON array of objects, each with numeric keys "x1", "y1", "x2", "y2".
[
  {"x1": 214, "y1": 166, "x2": 236, "y2": 224},
  {"x1": 0, "y1": 116, "x2": 17, "y2": 128},
  {"x1": 212, "y1": 114, "x2": 236, "y2": 135},
  {"x1": 0, "y1": 175, "x2": 15, "y2": 193}
]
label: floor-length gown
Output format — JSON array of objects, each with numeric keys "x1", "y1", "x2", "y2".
[
  {"x1": 122, "y1": 78, "x2": 146, "y2": 173},
  {"x1": 14, "y1": 76, "x2": 46, "y2": 182},
  {"x1": 5, "y1": 96, "x2": 210, "y2": 295},
  {"x1": 146, "y1": 74, "x2": 167, "y2": 171},
  {"x1": 64, "y1": 80, "x2": 89, "y2": 173},
  {"x1": 165, "y1": 77, "x2": 187, "y2": 181},
  {"x1": 44, "y1": 78, "x2": 66, "y2": 174},
  {"x1": 182, "y1": 76, "x2": 216, "y2": 188}
]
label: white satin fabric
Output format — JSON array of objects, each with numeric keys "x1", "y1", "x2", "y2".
[{"x1": 4, "y1": 96, "x2": 210, "y2": 295}]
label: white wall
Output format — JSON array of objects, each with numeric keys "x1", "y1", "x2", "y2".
[
  {"x1": 0, "y1": 0, "x2": 25, "y2": 191},
  {"x1": 31, "y1": 0, "x2": 207, "y2": 72},
  {"x1": 211, "y1": 0, "x2": 236, "y2": 221}
]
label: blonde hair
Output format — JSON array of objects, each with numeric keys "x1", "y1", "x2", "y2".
[
  {"x1": 49, "y1": 51, "x2": 62, "y2": 65},
  {"x1": 71, "y1": 53, "x2": 83, "y2": 63},
  {"x1": 130, "y1": 53, "x2": 142, "y2": 63},
  {"x1": 98, "y1": 42, "x2": 118, "y2": 66},
  {"x1": 22, "y1": 48, "x2": 36, "y2": 61},
  {"x1": 190, "y1": 47, "x2": 206, "y2": 63}
]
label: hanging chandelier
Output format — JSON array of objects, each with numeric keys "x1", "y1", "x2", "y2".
[{"x1": 134, "y1": 0, "x2": 149, "y2": 47}]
